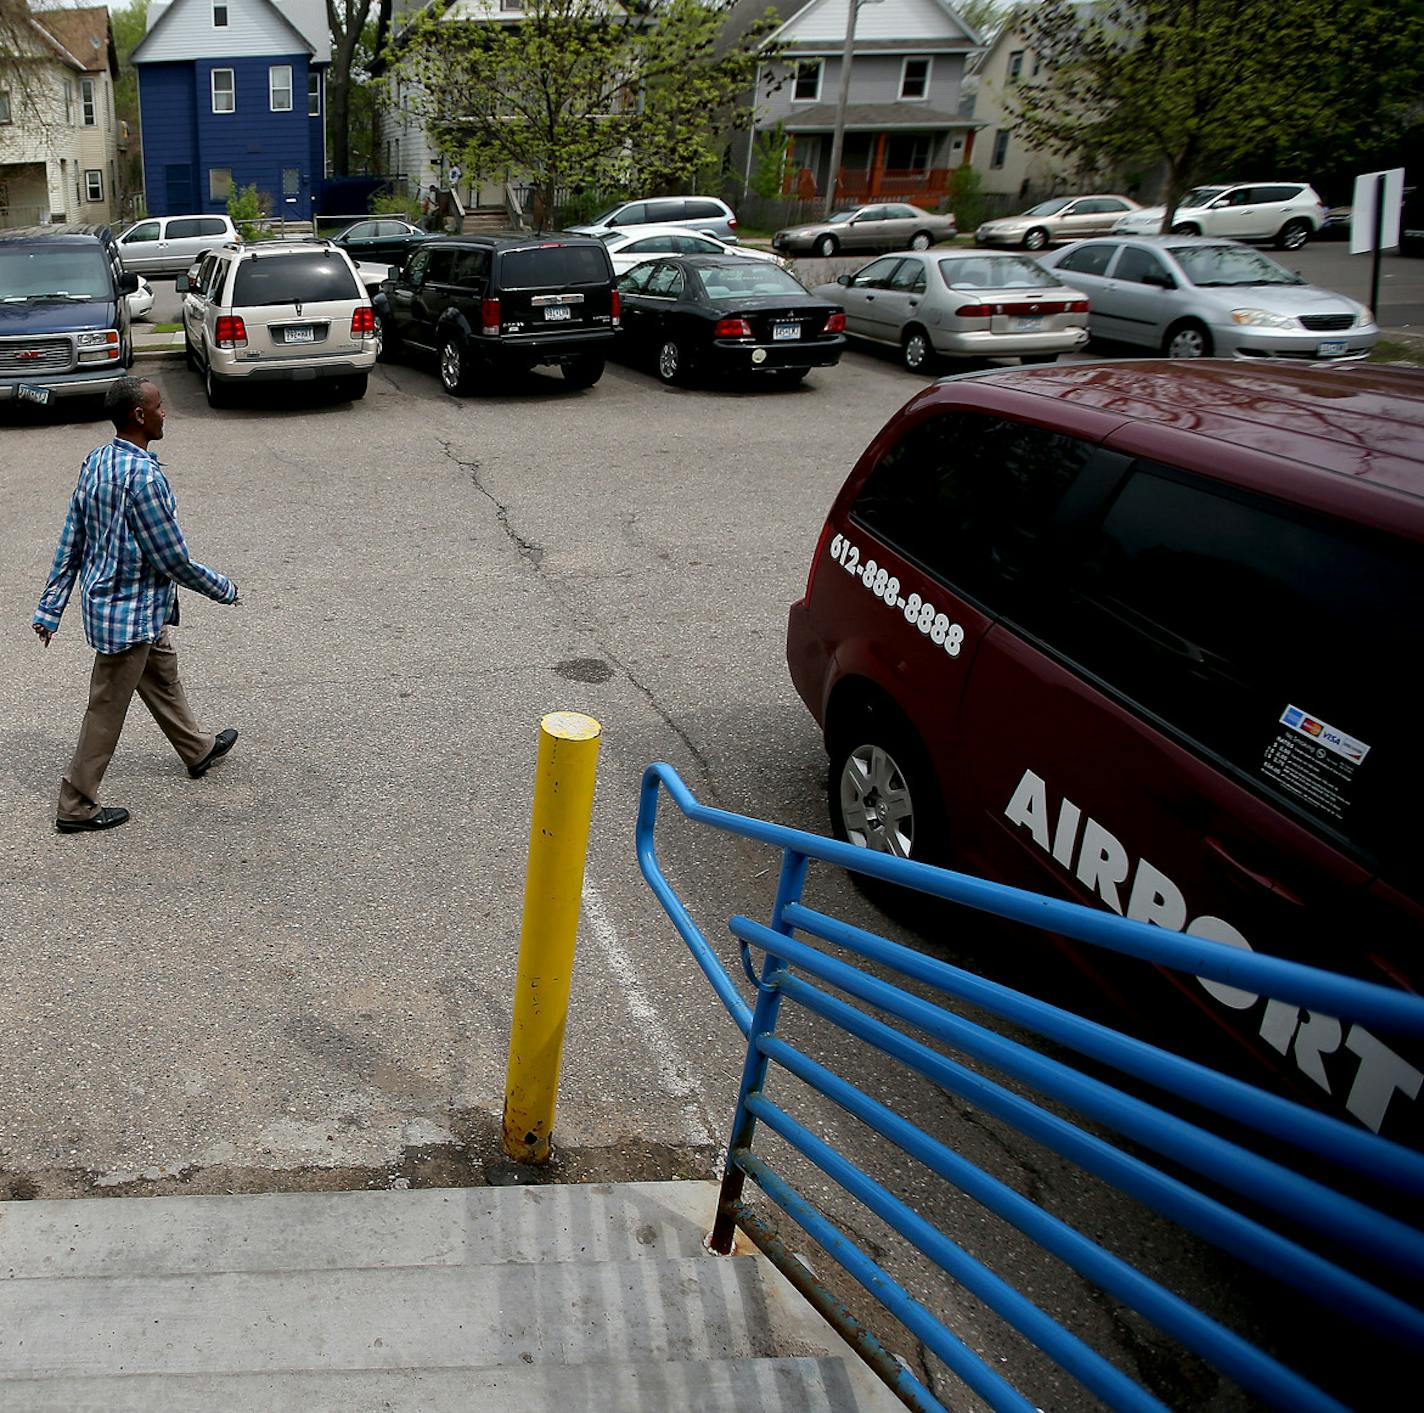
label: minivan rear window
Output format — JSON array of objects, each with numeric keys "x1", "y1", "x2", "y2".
[
  {"x1": 231, "y1": 253, "x2": 359, "y2": 306},
  {"x1": 499, "y1": 245, "x2": 609, "y2": 288}
]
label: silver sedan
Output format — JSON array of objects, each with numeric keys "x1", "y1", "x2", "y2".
[
  {"x1": 814, "y1": 249, "x2": 1090, "y2": 372},
  {"x1": 974, "y1": 195, "x2": 1140, "y2": 250},
  {"x1": 1037, "y1": 236, "x2": 1377, "y2": 360},
  {"x1": 773, "y1": 204, "x2": 957, "y2": 258}
]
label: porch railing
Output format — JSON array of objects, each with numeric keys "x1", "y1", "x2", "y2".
[{"x1": 635, "y1": 762, "x2": 1424, "y2": 1412}]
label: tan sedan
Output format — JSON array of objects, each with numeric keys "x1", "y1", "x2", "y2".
[
  {"x1": 772, "y1": 204, "x2": 958, "y2": 258},
  {"x1": 975, "y1": 195, "x2": 1140, "y2": 251}
]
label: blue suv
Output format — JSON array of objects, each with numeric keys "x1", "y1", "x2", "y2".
[{"x1": 0, "y1": 224, "x2": 138, "y2": 407}]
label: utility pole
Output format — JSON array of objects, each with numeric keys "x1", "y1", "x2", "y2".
[{"x1": 823, "y1": 0, "x2": 883, "y2": 218}]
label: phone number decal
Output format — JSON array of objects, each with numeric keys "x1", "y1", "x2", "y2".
[{"x1": 829, "y1": 533, "x2": 963, "y2": 656}]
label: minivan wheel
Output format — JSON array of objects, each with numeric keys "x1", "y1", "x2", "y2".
[
  {"x1": 815, "y1": 234, "x2": 839, "y2": 258},
  {"x1": 562, "y1": 354, "x2": 605, "y2": 389},
  {"x1": 909, "y1": 230, "x2": 933, "y2": 251},
  {"x1": 656, "y1": 339, "x2": 684, "y2": 385},
  {"x1": 902, "y1": 326, "x2": 933, "y2": 372},
  {"x1": 1164, "y1": 319, "x2": 1213, "y2": 359},
  {"x1": 1276, "y1": 219, "x2": 1311, "y2": 251},
  {"x1": 1022, "y1": 228, "x2": 1048, "y2": 251},
  {"x1": 439, "y1": 337, "x2": 471, "y2": 395}
]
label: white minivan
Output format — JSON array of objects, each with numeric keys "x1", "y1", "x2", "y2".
[{"x1": 116, "y1": 215, "x2": 239, "y2": 275}]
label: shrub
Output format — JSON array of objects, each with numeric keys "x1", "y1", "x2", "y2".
[
  {"x1": 947, "y1": 165, "x2": 988, "y2": 235},
  {"x1": 227, "y1": 183, "x2": 269, "y2": 242},
  {"x1": 370, "y1": 189, "x2": 422, "y2": 222}
]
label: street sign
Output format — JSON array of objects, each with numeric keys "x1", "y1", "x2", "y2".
[{"x1": 1350, "y1": 168, "x2": 1404, "y2": 254}]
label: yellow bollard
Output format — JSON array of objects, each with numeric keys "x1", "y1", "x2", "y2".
[{"x1": 502, "y1": 711, "x2": 602, "y2": 1164}]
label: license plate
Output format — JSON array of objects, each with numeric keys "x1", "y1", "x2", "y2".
[
  {"x1": 16, "y1": 383, "x2": 51, "y2": 405},
  {"x1": 773, "y1": 322, "x2": 800, "y2": 341},
  {"x1": 1317, "y1": 340, "x2": 1348, "y2": 356},
  {"x1": 1009, "y1": 316, "x2": 1044, "y2": 331},
  {"x1": 284, "y1": 326, "x2": 315, "y2": 344},
  {"x1": 545, "y1": 305, "x2": 572, "y2": 322}
]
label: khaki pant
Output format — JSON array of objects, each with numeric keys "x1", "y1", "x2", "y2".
[{"x1": 58, "y1": 628, "x2": 215, "y2": 822}]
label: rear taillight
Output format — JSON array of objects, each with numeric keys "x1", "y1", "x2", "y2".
[
  {"x1": 350, "y1": 305, "x2": 375, "y2": 337},
  {"x1": 215, "y1": 315, "x2": 247, "y2": 348},
  {"x1": 728, "y1": 216, "x2": 738, "y2": 230},
  {"x1": 805, "y1": 516, "x2": 835, "y2": 602},
  {"x1": 611, "y1": 288, "x2": 620, "y2": 327},
  {"x1": 1067, "y1": 299, "x2": 1089, "y2": 313},
  {"x1": 955, "y1": 303, "x2": 993, "y2": 318},
  {"x1": 714, "y1": 317, "x2": 753, "y2": 338},
  {"x1": 825, "y1": 312, "x2": 846, "y2": 334},
  {"x1": 481, "y1": 296, "x2": 500, "y2": 335}
]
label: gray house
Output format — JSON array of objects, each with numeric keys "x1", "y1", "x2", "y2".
[{"x1": 733, "y1": 0, "x2": 982, "y2": 207}]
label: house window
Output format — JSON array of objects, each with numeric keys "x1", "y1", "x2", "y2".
[
  {"x1": 209, "y1": 167, "x2": 233, "y2": 201},
  {"x1": 0, "y1": 90, "x2": 10, "y2": 124},
  {"x1": 792, "y1": 61, "x2": 822, "y2": 102},
  {"x1": 211, "y1": 68, "x2": 235, "y2": 114},
  {"x1": 900, "y1": 57, "x2": 931, "y2": 100},
  {"x1": 270, "y1": 66, "x2": 293, "y2": 112},
  {"x1": 81, "y1": 78, "x2": 96, "y2": 126},
  {"x1": 84, "y1": 170, "x2": 103, "y2": 203},
  {"x1": 213, "y1": 2, "x2": 228, "y2": 26},
  {"x1": 500, "y1": 0, "x2": 523, "y2": 8},
  {"x1": 308, "y1": 71, "x2": 321, "y2": 116},
  {"x1": 64, "y1": 81, "x2": 75, "y2": 124},
  {"x1": 1008, "y1": 50, "x2": 1025, "y2": 80},
  {"x1": 991, "y1": 130, "x2": 1010, "y2": 168}
]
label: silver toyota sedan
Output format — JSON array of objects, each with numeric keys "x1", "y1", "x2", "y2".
[
  {"x1": 773, "y1": 204, "x2": 958, "y2": 258},
  {"x1": 814, "y1": 248, "x2": 1090, "y2": 372},
  {"x1": 1038, "y1": 236, "x2": 1377, "y2": 360},
  {"x1": 974, "y1": 195, "x2": 1140, "y2": 250}
]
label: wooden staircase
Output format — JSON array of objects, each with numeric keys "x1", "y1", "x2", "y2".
[{"x1": 463, "y1": 205, "x2": 512, "y2": 235}]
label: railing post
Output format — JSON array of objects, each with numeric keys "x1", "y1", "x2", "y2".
[
  {"x1": 502, "y1": 712, "x2": 602, "y2": 1164},
  {"x1": 709, "y1": 847, "x2": 809, "y2": 1253}
]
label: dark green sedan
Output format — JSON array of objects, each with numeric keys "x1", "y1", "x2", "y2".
[{"x1": 331, "y1": 219, "x2": 429, "y2": 266}]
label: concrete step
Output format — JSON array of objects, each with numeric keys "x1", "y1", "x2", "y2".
[
  {"x1": 0, "y1": 1181, "x2": 902, "y2": 1410},
  {"x1": 0, "y1": 1355, "x2": 884, "y2": 1412},
  {"x1": 463, "y1": 207, "x2": 509, "y2": 234}
]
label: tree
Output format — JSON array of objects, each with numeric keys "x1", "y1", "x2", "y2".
[
  {"x1": 112, "y1": 1, "x2": 148, "y2": 213},
  {"x1": 1006, "y1": 0, "x2": 1424, "y2": 231},
  {"x1": 327, "y1": 0, "x2": 389, "y2": 175},
  {"x1": 385, "y1": 0, "x2": 779, "y2": 215},
  {"x1": 1, "y1": 0, "x2": 59, "y2": 133}
]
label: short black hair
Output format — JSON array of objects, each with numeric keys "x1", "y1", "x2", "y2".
[{"x1": 104, "y1": 376, "x2": 153, "y2": 431}]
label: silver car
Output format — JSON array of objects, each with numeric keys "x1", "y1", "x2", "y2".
[
  {"x1": 815, "y1": 249, "x2": 1090, "y2": 372},
  {"x1": 1038, "y1": 236, "x2": 1377, "y2": 360},
  {"x1": 773, "y1": 204, "x2": 957, "y2": 258},
  {"x1": 116, "y1": 214, "x2": 239, "y2": 275},
  {"x1": 570, "y1": 196, "x2": 739, "y2": 244},
  {"x1": 974, "y1": 195, "x2": 1140, "y2": 251}
]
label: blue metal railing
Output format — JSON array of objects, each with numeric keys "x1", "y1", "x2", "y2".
[{"x1": 635, "y1": 763, "x2": 1424, "y2": 1412}]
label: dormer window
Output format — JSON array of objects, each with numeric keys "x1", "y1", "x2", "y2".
[
  {"x1": 213, "y1": 3, "x2": 228, "y2": 26},
  {"x1": 900, "y1": 57, "x2": 931, "y2": 100}
]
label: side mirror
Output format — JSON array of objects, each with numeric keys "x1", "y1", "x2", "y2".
[
  {"x1": 1210, "y1": 198, "x2": 1230, "y2": 209},
  {"x1": 118, "y1": 271, "x2": 139, "y2": 294},
  {"x1": 836, "y1": 274, "x2": 850, "y2": 286},
  {"x1": 174, "y1": 274, "x2": 191, "y2": 293},
  {"x1": 388, "y1": 265, "x2": 400, "y2": 281}
]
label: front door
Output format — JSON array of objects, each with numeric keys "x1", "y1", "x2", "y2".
[{"x1": 838, "y1": 256, "x2": 905, "y2": 341}]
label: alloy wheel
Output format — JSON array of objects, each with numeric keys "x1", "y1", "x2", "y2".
[
  {"x1": 1024, "y1": 229, "x2": 1047, "y2": 250},
  {"x1": 839, "y1": 744, "x2": 914, "y2": 858},
  {"x1": 657, "y1": 340, "x2": 680, "y2": 383},
  {"x1": 440, "y1": 340, "x2": 461, "y2": 391}
]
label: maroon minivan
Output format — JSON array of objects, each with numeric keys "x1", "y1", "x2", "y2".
[{"x1": 787, "y1": 360, "x2": 1423, "y2": 1147}]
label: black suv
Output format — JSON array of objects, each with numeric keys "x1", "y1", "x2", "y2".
[
  {"x1": 373, "y1": 234, "x2": 618, "y2": 393},
  {"x1": 0, "y1": 225, "x2": 139, "y2": 407}
]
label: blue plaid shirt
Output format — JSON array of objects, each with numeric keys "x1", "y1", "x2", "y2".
[{"x1": 34, "y1": 438, "x2": 235, "y2": 655}]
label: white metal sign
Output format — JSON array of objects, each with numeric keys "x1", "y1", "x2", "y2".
[{"x1": 1350, "y1": 168, "x2": 1404, "y2": 253}]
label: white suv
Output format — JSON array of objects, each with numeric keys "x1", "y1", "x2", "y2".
[
  {"x1": 1111, "y1": 183, "x2": 1328, "y2": 250},
  {"x1": 178, "y1": 240, "x2": 377, "y2": 407}
]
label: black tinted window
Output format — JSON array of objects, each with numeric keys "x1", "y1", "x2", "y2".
[
  {"x1": 166, "y1": 219, "x2": 203, "y2": 238},
  {"x1": 196, "y1": 218, "x2": 227, "y2": 236},
  {"x1": 851, "y1": 414, "x2": 1102, "y2": 612},
  {"x1": 1056, "y1": 243, "x2": 1115, "y2": 276},
  {"x1": 648, "y1": 199, "x2": 686, "y2": 222},
  {"x1": 499, "y1": 245, "x2": 608, "y2": 288},
  {"x1": 425, "y1": 249, "x2": 456, "y2": 283},
  {"x1": 1113, "y1": 247, "x2": 1168, "y2": 284},
  {"x1": 1049, "y1": 466, "x2": 1419, "y2": 864},
  {"x1": 452, "y1": 248, "x2": 489, "y2": 286},
  {"x1": 685, "y1": 200, "x2": 724, "y2": 220},
  {"x1": 1256, "y1": 185, "x2": 1303, "y2": 203},
  {"x1": 231, "y1": 254, "x2": 359, "y2": 305}
]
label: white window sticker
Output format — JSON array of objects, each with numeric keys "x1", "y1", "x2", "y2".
[{"x1": 1279, "y1": 705, "x2": 1370, "y2": 763}]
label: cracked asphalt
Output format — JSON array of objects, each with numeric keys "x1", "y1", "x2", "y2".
[{"x1": 0, "y1": 347, "x2": 1340, "y2": 1408}]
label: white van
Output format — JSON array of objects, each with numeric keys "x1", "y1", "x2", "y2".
[{"x1": 116, "y1": 215, "x2": 239, "y2": 275}]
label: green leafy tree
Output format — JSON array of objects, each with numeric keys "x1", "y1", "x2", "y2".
[
  {"x1": 748, "y1": 122, "x2": 789, "y2": 199},
  {"x1": 328, "y1": 0, "x2": 394, "y2": 174},
  {"x1": 1006, "y1": 0, "x2": 1424, "y2": 230},
  {"x1": 385, "y1": 0, "x2": 779, "y2": 217},
  {"x1": 111, "y1": 1, "x2": 148, "y2": 214}
]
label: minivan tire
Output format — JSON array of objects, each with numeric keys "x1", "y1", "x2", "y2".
[
  {"x1": 562, "y1": 354, "x2": 605, "y2": 389},
  {"x1": 815, "y1": 234, "x2": 839, "y2": 258},
  {"x1": 439, "y1": 337, "x2": 472, "y2": 395},
  {"x1": 1276, "y1": 219, "x2": 1311, "y2": 251},
  {"x1": 1022, "y1": 228, "x2": 1049, "y2": 251},
  {"x1": 1164, "y1": 319, "x2": 1213, "y2": 359}
]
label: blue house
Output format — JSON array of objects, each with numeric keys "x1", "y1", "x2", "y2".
[{"x1": 131, "y1": 0, "x2": 329, "y2": 220}]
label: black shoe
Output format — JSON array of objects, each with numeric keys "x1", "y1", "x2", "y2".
[
  {"x1": 56, "y1": 806, "x2": 130, "y2": 834},
  {"x1": 189, "y1": 728, "x2": 239, "y2": 779}
]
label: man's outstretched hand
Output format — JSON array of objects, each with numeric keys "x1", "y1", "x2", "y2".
[{"x1": 32, "y1": 624, "x2": 52, "y2": 648}]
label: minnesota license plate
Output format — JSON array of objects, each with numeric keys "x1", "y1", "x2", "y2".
[
  {"x1": 545, "y1": 305, "x2": 572, "y2": 321},
  {"x1": 1010, "y1": 316, "x2": 1044, "y2": 331},
  {"x1": 16, "y1": 383, "x2": 51, "y2": 405},
  {"x1": 1317, "y1": 340, "x2": 1348, "y2": 356},
  {"x1": 284, "y1": 326, "x2": 315, "y2": 344},
  {"x1": 773, "y1": 322, "x2": 800, "y2": 341}
]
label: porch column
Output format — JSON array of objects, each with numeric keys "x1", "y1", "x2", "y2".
[{"x1": 870, "y1": 133, "x2": 887, "y2": 198}]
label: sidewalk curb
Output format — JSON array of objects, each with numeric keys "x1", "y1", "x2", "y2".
[{"x1": 134, "y1": 346, "x2": 185, "y2": 362}]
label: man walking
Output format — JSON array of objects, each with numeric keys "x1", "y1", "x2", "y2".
[{"x1": 33, "y1": 376, "x2": 240, "y2": 834}]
